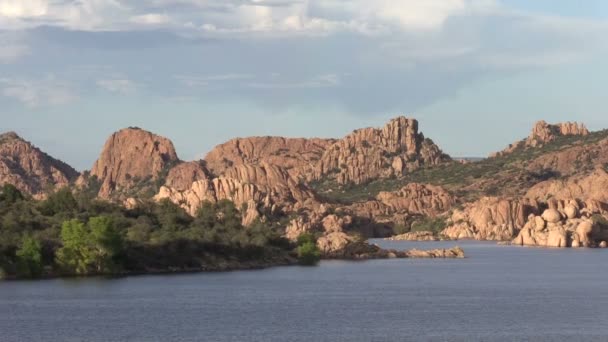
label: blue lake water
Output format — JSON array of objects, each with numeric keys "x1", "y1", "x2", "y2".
[{"x1": 1, "y1": 240, "x2": 607, "y2": 342}]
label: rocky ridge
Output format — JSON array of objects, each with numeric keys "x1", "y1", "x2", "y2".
[{"x1": 0, "y1": 132, "x2": 78, "y2": 197}]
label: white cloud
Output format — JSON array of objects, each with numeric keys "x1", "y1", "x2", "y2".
[
  {"x1": 130, "y1": 13, "x2": 171, "y2": 25},
  {"x1": 0, "y1": 0, "x2": 48, "y2": 18},
  {"x1": 175, "y1": 74, "x2": 254, "y2": 87},
  {"x1": 247, "y1": 73, "x2": 341, "y2": 89},
  {"x1": 97, "y1": 78, "x2": 137, "y2": 94},
  {"x1": 0, "y1": 76, "x2": 76, "y2": 107}
]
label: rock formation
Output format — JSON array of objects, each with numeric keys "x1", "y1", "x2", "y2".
[
  {"x1": 204, "y1": 136, "x2": 334, "y2": 179},
  {"x1": 376, "y1": 183, "x2": 454, "y2": 217},
  {"x1": 0, "y1": 132, "x2": 78, "y2": 197},
  {"x1": 164, "y1": 161, "x2": 210, "y2": 191},
  {"x1": 90, "y1": 128, "x2": 180, "y2": 199},
  {"x1": 492, "y1": 120, "x2": 590, "y2": 157},
  {"x1": 386, "y1": 231, "x2": 440, "y2": 241},
  {"x1": 313, "y1": 117, "x2": 449, "y2": 184},
  {"x1": 156, "y1": 162, "x2": 317, "y2": 224},
  {"x1": 513, "y1": 206, "x2": 608, "y2": 248},
  {"x1": 442, "y1": 197, "x2": 540, "y2": 241},
  {"x1": 525, "y1": 168, "x2": 608, "y2": 207}
]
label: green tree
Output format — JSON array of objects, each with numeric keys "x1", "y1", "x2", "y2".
[
  {"x1": 41, "y1": 187, "x2": 78, "y2": 216},
  {"x1": 89, "y1": 216, "x2": 124, "y2": 273},
  {"x1": 0, "y1": 184, "x2": 24, "y2": 204},
  {"x1": 16, "y1": 236, "x2": 43, "y2": 278},
  {"x1": 56, "y1": 219, "x2": 93, "y2": 275}
]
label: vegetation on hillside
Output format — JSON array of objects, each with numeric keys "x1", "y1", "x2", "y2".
[
  {"x1": 312, "y1": 129, "x2": 608, "y2": 204},
  {"x1": 0, "y1": 184, "x2": 298, "y2": 280}
]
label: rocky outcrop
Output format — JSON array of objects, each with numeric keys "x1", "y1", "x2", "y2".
[
  {"x1": 0, "y1": 132, "x2": 78, "y2": 197},
  {"x1": 156, "y1": 163, "x2": 317, "y2": 224},
  {"x1": 492, "y1": 121, "x2": 589, "y2": 157},
  {"x1": 376, "y1": 183, "x2": 454, "y2": 217},
  {"x1": 90, "y1": 128, "x2": 180, "y2": 199},
  {"x1": 527, "y1": 121, "x2": 589, "y2": 147},
  {"x1": 513, "y1": 206, "x2": 608, "y2": 248},
  {"x1": 313, "y1": 117, "x2": 449, "y2": 184},
  {"x1": 164, "y1": 161, "x2": 210, "y2": 191},
  {"x1": 385, "y1": 231, "x2": 440, "y2": 241},
  {"x1": 442, "y1": 197, "x2": 540, "y2": 241},
  {"x1": 204, "y1": 136, "x2": 334, "y2": 179},
  {"x1": 525, "y1": 168, "x2": 608, "y2": 207}
]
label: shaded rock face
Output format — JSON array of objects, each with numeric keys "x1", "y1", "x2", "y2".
[
  {"x1": 164, "y1": 161, "x2": 210, "y2": 191},
  {"x1": 313, "y1": 117, "x2": 449, "y2": 184},
  {"x1": 204, "y1": 136, "x2": 334, "y2": 179},
  {"x1": 156, "y1": 163, "x2": 317, "y2": 224},
  {"x1": 90, "y1": 128, "x2": 180, "y2": 199},
  {"x1": 513, "y1": 205, "x2": 608, "y2": 248},
  {"x1": 376, "y1": 183, "x2": 454, "y2": 217},
  {"x1": 442, "y1": 197, "x2": 540, "y2": 241},
  {"x1": 524, "y1": 138, "x2": 608, "y2": 176},
  {"x1": 0, "y1": 132, "x2": 78, "y2": 197},
  {"x1": 491, "y1": 120, "x2": 589, "y2": 157}
]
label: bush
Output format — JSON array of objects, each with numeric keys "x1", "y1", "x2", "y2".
[
  {"x1": 297, "y1": 242, "x2": 320, "y2": 266},
  {"x1": 16, "y1": 236, "x2": 43, "y2": 278},
  {"x1": 411, "y1": 216, "x2": 447, "y2": 234}
]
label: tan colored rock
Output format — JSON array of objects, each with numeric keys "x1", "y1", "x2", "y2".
[
  {"x1": 0, "y1": 132, "x2": 78, "y2": 197},
  {"x1": 564, "y1": 204, "x2": 579, "y2": 220},
  {"x1": 91, "y1": 128, "x2": 179, "y2": 199},
  {"x1": 406, "y1": 247, "x2": 465, "y2": 258},
  {"x1": 442, "y1": 197, "x2": 540, "y2": 241},
  {"x1": 526, "y1": 169, "x2": 608, "y2": 207},
  {"x1": 542, "y1": 209, "x2": 562, "y2": 224},
  {"x1": 576, "y1": 220, "x2": 595, "y2": 245},
  {"x1": 317, "y1": 232, "x2": 356, "y2": 255},
  {"x1": 313, "y1": 117, "x2": 449, "y2": 185},
  {"x1": 376, "y1": 183, "x2": 454, "y2": 217},
  {"x1": 204, "y1": 136, "x2": 333, "y2": 180},
  {"x1": 547, "y1": 227, "x2": 568, "y2": 248},
  {"x1": 321, "y1": 214, "x2": 352, "y2": 233},
  {"x1": 386, "y1": 231, "x2": 439, "y2": 241},
  {"x1": 491, "y1": 120, "x2": 590, "y2": 157},
  {"x1": 285, "y1": 217, "x2": 315, "y2": 241},
  {"x1": 164, "y1": 161, "x2": 209, "y2": 191},
  {"x1": 600, "y1": 241, "x2": 607, "y2": 248}
]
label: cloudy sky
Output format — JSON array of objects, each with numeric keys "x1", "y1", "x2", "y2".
[{"x1": 1, "y1": 0, "x2": 607, "y2": 170}]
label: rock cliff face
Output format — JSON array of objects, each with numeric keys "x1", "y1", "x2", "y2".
[
  {"x1": 204, "y1": 136, "x2": 334, "y2": 179},
  {"x1": 164, "y1": 161, "x2": 210, "y2": 191},
  {"x1": 156, "y1": 162, "x2": 317, "y2": 224},
  {"x1": 492, "y1": 121, "x2": 590, "y2": 157},
  {"x1": 376, "y1": 183, "x2": 454, "y2": 217},
  {"x1": 313, "y1": 117, "x2": 449, "y2": 184},
  {"x1": 90, "y1": 128, "x2": 180, "y2": 199},
  {"x1": 525, "y1": 168, "x2": 608, "y2": 205},
  {"x1": 442, "y1": 197, "x2": 540, "y2": 241},
  {"x1": 0, "y1": 132, "x2": 78, "y2": 197}
]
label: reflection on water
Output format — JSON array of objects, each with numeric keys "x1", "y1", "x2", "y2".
[{"x1": 1, "y1": 241, "x2": 607, "y2": 342}]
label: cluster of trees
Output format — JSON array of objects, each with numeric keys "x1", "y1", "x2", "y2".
[{"x1": 0, "y1": 184, "x2": 303, "y2": 279}]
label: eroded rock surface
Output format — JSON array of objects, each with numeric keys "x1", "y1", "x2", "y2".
[
  {"x1": 442, "y1": 197, "x2": 540, "y2": 241},
  {"x1": 91, "y1": 128, "x2": 179, "y2": 199},
  {"x1": 313, "y1": 117, "x2": 449, "y2": 184},
  {"x1": 0, "y1": 132, "x2": 78, "y2": 197}
]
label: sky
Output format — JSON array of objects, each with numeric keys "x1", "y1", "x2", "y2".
[{"x1": 1, "y1": 0, "x2": 607, "y2": 170}]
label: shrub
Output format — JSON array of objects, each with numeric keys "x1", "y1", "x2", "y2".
[{"x1": 297, "y1": 242, "x2": 320, "y2": 266}]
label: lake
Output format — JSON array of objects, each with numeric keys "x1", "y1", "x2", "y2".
[{"x1": 1, "y1": 240, "x2": 607, "y2": 342}]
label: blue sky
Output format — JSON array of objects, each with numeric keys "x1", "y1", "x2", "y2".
[{"x1": 1, "y1": 0, "x2": 607, "y2": 170}]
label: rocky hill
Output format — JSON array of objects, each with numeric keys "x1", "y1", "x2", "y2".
[
  {"x1": 205, "y1": 136, "x2": 334, "y2": 180},
  {"x1": 312, "y1": 117, "x2": 449, "y2": 184},
  {"x1": 0, "y1": 132, "x2": 78, "y2": 197},
  {"x1": 88, "y1": 127, "x2": 180, "y2": 199}
]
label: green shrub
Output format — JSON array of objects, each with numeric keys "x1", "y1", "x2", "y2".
[{"x1": 297, "y1": 242, "x2": 320, "y2": 266}]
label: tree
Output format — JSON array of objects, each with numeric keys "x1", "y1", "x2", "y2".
[
  {"x1": 56, "y1": 217, "x2": 125, "y2": 275},
  {"x1": 0, "y1": 184, "x2": 24, "y2": 204},
  {"x1": 16, "y1": 236, "x2": 43, "y2": 278},
  {"x1": 56, "y1": 219, "x2": 93, "y2": 275},
  {"x1": 89, "y1": 216, "x2": 124, "y2": 273},
  {"x1": 41, "y1": 187, "x2": 78, "y2": 216}
]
